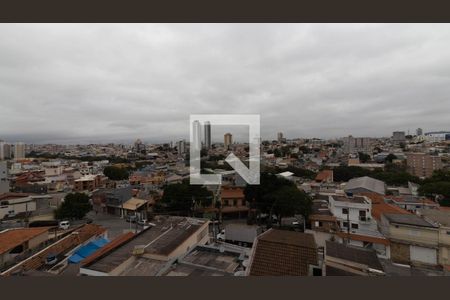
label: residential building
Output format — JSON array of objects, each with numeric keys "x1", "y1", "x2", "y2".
[
  {"x1": 416, "y1": 209, "x2": 450, "y2": 267},
  {"x1": 406, "y1": 152, "x2": 443, "y2": 178},
  {"x1": 14, "y1": 142, "x2": 25, "y2": 160},
  {"x1": 328, "y1": 194, "x2": 379, "y2": 236},
  {"x1": 344, "y1": 176, "x2": 386, "y2": 195},
  {"x1": 0, "y1": 161, "x2": 9, "y2": 194},
  {"x1": 379, "y1": 213, "x2": 439, "y2": 266},
  {"x1": 277, "y1": 132, "x2": 284, "y2": 143},
  {"x1": 0, "y1": 227, "x2": 51, "y2": 270},
  {"x1": 324, "y1": 241, "x2": 384, "y2": 276},
  {"x1": 392, "y1": 131, "x2": 406, "y2": 143},
  {"x1": 176, "y1": 139, "x2": 186, "y2": 154},
  {"x1": 204, "y1": 121, "x2": 211, "y2": 149},
  {"x1": 80, "y1": 216, "x2": 210, "y2": 276},
  {"x1": 247, "y1": 229, "x2": 318, "y2": 276},
  {"x1": 192, "y1": 120, "x2": 202, "y2": 152},
  {"x1": 224, "y1": 133, "x2": 232, "y2": 150},
  {"x1": 416, "y1": 128, "x2": 423, "y2": 136},
  {"x1": 219, "y1": 186, "x2": 248, "y2": 218},
  {"x1": 74, "y1": 174, "x2": 103, "y2": 192},
  {"x1": 315, "y1": 169, "x2": 333, "y2": 183},
  {"x1": 0, "y1": 142, "x2": 11, "y2": 160},
  {"x1": 0, "y1": 193, "x2": 36, "y2": 220},
  {"x1": 342, "y1": 136, "x2": 372, "y2": 154}
]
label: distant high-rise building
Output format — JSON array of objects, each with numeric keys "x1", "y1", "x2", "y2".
[
  {"x1": 224, "y1": 133, "x2": 232, "y2": 150},
  {"x1": 277, "y1": 132, "x2": 284, "y2": 143},
  {"x1": 406, "y1": 153, "x2": 443, "y2": 178},
  {"x1": 192, "y1": 120, "x2": 202, "y2": 152},
  {"x1": 0, "y1": 142, "x2": 11, "y2": 160},
  {"x1": 416, "y1": 128, "x2": 423, "y2": 136},
  {"x1": 342, "y1": 135, "x2": 372, "y2": 154},
  {"x1": 0, "y1": 161, "x2": 9, "y2": 193},
  {"x1": 177, "y1": 139, "x2": 186, "y2": 155},
  {"x1": 133, "y1": 139, "x2": 146, "y2": 154},
  {"x1": 392, "y1": 131, "x2": 406, "y2": 143},
  {"x1": 204, "y1": 121, "x2": 211, "y2": 149},
  {"x1": 14, "y1": 142, "x2": 25, "y2": 160}
]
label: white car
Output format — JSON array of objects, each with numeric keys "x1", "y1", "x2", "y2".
[
  {"x1": 216, "y1": 229, "x2": 225, "y2": 241},
  {"x1": 59, "y1": 221, "x2": 70, "y2": 230}
]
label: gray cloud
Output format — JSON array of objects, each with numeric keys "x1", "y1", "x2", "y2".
[{"x1": 0, "y1": 24, "x2": 450, "y2": 144}]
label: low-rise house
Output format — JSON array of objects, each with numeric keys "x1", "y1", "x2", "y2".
[
  {"x1": 315, "y1": 170, "x2": 333, "y2": 183},
  {"x1": 324, "y1": 241, "x2": 384, "y2": 276},
  {"x1": 416, "y1": 209, "x2": 450, "y2": 268},
  {"x1": 379, "y1": 213, "x2": 439, "y2": 266},
  {"x1": 74, "y1": 174, "x2": 105, "y2": 192},
  {"x1": 0, "y1": 227, "x2": 51, "y2": 270},
  {"x1": 219, "y1": 186, "x2": 248, "y2": 218},
  {"x1": 344, "y1": 176, "x2": 386, "y2": 195},
  {"x1": 246, "y1": 229, "x2": 318, "y2": 276},
  {"x1": 0, "y1": 193, "x2": 36, "y2": 220},
  {"x1": 80, "y1": 216, "x2": 210, "y2": 276}
]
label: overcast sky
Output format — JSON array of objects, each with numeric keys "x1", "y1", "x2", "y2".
[{"x1": 1, "y1": 24, "x2": 450, "y2": 144}]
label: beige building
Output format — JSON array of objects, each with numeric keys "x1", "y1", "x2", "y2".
[
  {"x1": 379, "y1": 213, "x2": 439, "y2": 266},
  {"x1": 406, "y1": 152, "x2": 443, "y2": 178},
  {"x1": 224, "y1": 133, "x2": 232, "y2": 149},
  {"x1": 14, "y1": 142, "x2": 25, "y2": 160}
]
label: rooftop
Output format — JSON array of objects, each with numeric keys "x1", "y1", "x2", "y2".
[
  {"x1": 0, "y1": 227, "x2": 50, "y2": 255},
  {"x1": 383, "y1": 213, "x2": 437, "y2": 228},
  {"x1": 325, "y1": 241, "x2": 384, "y2": 272},
  {"x1": 345, "y1": 176, "x2": 386, "y2": 195},
  {"x1": 417, "y1": 209, "x2": 450, "y2": 227},
  {"x1": 83, "y1": 216, "x2": 208, "y2": 274},
  {"x1": 249, "y1": 229, "x2": 317, "y2": 276},
  {"x1": 331, "y1": 195, "x2": 369, "y2": 205}
]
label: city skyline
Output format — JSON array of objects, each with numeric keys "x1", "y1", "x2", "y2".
[{"x1": 1, "y1": 24, "x2": 450, "y2": 143}]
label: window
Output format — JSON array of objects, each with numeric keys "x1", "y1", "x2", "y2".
[
  {"x1": 342, "y1": 221, "x2": 349, "y2": 228},
  {"x1": 359, "y1": 210, "x2": 366, "y2": 217},
  {"x1": 351, "y1": 223, "x2": 359, "y2": 229},
  {"x1": 342, "y1": 208, "x2": 349, "y2": 215}
]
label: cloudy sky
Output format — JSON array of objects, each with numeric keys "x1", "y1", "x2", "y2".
[{"x1": 1, "y1": 24, "x2": 450, "y2": 144}]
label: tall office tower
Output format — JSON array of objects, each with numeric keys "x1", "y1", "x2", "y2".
[
  {"x1": 192, "y1": 120, "x2": 202, "y2": 152},
  {"x1": 224, "y1": 133, "x2": 233, "y2": 150},
  {"x1": 0, "y1": 161, "x2": 9, "y2": 193},
  {"x1": 416, "y1": 128, "x2": 423, "y2": 136},
  {"x1": 177, "y1": 139, "x2": 186, "y2": 154},
  {"x1": 204, "y1": 121, "x2": 211, "y2": 149},
  {"x1": 392, "y1": 131, "x2": 406, "y2": 143},
  {"x1": 277, "y1": 132, "x2": 284, "y2": 143},
  {"x1": 406, "y1": 152, "x2": 443, "y2": 178},
  {"x1": 14, "y1": 142, "x2": 25, "y2": 160},
  {"x1": 134, "y1": 139, "x2": 146, "y2": 154}
]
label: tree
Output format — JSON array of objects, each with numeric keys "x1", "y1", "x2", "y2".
[
  {"x1": 244, "y1": 173, "x2": 312, "y2": 225},
  {"x1": 418, "y1": 181, "x2": 450, "y2": 207},
  {"x1": 358, "y1": 152, "x2": 371, "y2": 163},
  {"x1": 103, "y1": 166, "x2": 129, "y2": 180},
  {"x1": 156, "y1": 180, "x2": 213, "y2": 215},
  {"x1": 55, "y1": 193, "x2": 92, "y2": 220},
  {"x1": 385, "y1": 154, "x2": 397, "y2": 163}
]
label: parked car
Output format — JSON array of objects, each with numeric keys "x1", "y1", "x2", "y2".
[
  {"x1": 137, "y1": 219, "x2": 147, "y2": 226},
  {"x1": 59, "y1": 220, "x2": 70, "y2": 230},
  {"x1": 45, "y1": 254, "x2": 58, "y2": 265}
]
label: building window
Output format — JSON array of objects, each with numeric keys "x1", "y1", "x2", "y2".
[
  {"x1": 342, "y1": 208, "x2": 349, "y2": 215},
  {"x1": 342, "y1": 221, "x2": 349, "y2": 228},
  {"x1": 351, "y1": 223, "x2": 359, "y2": 229}
]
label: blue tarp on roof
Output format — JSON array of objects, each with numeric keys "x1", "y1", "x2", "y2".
[
  {"x1": 68, "y1": 253, "x2": 84, "y2": 264},
  {"x1": 68, "y1": 237, "x2": 110, "y2": 264}
]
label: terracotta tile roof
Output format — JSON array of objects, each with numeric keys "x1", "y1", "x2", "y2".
[
  {"x1": 315, "y1": 170, "x2": 333, "y2": 182},
  {"x1": 249, "y1": 229, "x2": 317, "y2": 276},
  {"x1": 82, "y1": 232, "x2": 135, "y2": 266},
  {"x1": 221, "y1": 187, "x2": 244, "y2": 199},
  {"x1": 0, "y1": 227, "x2": 51, "y2": 255},
  {"x1": 359, "y1": 192, "x2": 410, "y2": 221}
]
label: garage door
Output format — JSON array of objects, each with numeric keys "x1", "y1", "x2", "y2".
[{"x1": 410, "y1": 245, "x2": 437, "y2": 265}]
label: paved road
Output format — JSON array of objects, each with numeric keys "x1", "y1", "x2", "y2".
[{"x1": 85, "y1": 211, "x2": 144, "y2": 239}]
